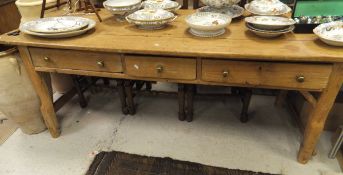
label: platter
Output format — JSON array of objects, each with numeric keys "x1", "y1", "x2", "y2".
[
  {"x1": 24, "y1": 16, "x2": 89, "y2": 34},
  {"x1": 20, "y1": 19, "x2": 96, "y2": 38},
  {"x1": 313, "y1": 21, "x2": 343, "y2": 46}
]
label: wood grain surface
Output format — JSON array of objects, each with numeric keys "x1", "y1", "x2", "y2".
[{"x1": 1, "y1": 10, "x2": 343, "y2": 63}]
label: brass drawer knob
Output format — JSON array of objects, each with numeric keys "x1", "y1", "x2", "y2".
[
  {"x1": 223, "y1": 70, "x2": 229, "y2": 78},
  {"x1": 97, "y1": 61, "x2": 104, "y2": 67},
  {"x1": 296, "y1": 75, "x2": 305, "y2": 83},
  {"x1": 43, "y1": 56, "x2": 50, "y2": 61},
  {"x1": 156, "y1": 65, "x2": 163, "y2": 73}
]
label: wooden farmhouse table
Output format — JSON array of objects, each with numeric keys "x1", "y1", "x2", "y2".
[{"x1": 0, "y1": 9, "x2": 342, "y2": 164}]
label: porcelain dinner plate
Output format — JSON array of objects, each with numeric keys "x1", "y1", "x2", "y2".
[
  {"x1": 245, "y1": 0, "x2": 291, "y2": 16},
  {"x1": 246, "y1": 23, "x2": 294, "y2": 38},
  {"x1": 197, "y1": 5, "x2": 244, "y2": 19},
  {"x1": 245, "y1": 16, "x2": 296, "y2": 30},
  {"x1": 24, "y1": 16, "x2": 89, "y2": 34},
  {"x1": 313, "y1": 21, "x2": 343, "y2": 47},
  {"x1": 142, "y1": 0, "x2": 181, "y2": 12},
  {"x1": 103, "y1": 0, "x2": 141, "y2": 8},
  {"x1": 20, "y1": 19, "x2": 96, "y2": 38},
  {"x1": 200, "y1": 0, "x2": 241, "y2": 8},
  {"x1": 185, "y1": 12, "x2": 231, "y2": 37}
]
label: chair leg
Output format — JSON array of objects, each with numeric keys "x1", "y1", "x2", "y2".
[
  {"x1": 178, "y1": 84, "x2": 186, "y2": 121},
  {"x1": 239, "y1": 88, "x2": 252, "y2": 123},
  {"x1": 116, "y1": 80, "x2": 128, "y2": 115},
  {"x1": 124, "y1": 80, "x2": 136, "y2": 115},
  {"x1": 71, "y1": 75, "x2": 88, "y2": 108},
  {"x1": 185, "y1": 84, "x2": 195, "y2": 122}
]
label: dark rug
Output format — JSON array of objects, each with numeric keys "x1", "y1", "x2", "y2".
[{"x1": 86, "y1": 151, "x2": 278, "y2": 175}]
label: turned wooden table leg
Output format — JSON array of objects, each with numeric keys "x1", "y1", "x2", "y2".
[
  {"x1": 185, "y1": 84, "x2": 195, "y2": 122},
  {"x1": 298, "y1": 63, "x2": 343, "y2": 164},
  {"x1": 240, "y1": 88, "x2": 252, "y2": 123},
  {"x1": 71, "y1": 75, "x2": 88, "y2": 108},
  {"x1": 18, "y1": 46, "x2": 60, "y2": 138},
  {"x1": 275, "y1": 90, "x2": 288, "y2": 107},
  {"x1": 116, "y1": 79, "x2": 128, "y2": 115},
  {"x1": 124, "y1": 80, "x2": 136, "y2": 115},
  {"x1": 178, "y1": 84, "x2": 186, "y2": 121}
]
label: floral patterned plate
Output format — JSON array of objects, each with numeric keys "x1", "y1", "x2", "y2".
[
  {"x1": 23, "y1": 16, "x2": 89, "y2": 34},
  {"x1": 142, "y1": 0, "x2": 181, "y2": 12},
  {"x1": 313, "y1": 21, "x2": 343, "y2": 47},
  {"x1": 245, "y1": 16, "x2": 295, "y2": 30},
  {"x1": 127, "y1": 8, "x2": 175, "y2": 22},
  {"x1": 197, "y1": 5, "x2": 244, "y2": 19}
]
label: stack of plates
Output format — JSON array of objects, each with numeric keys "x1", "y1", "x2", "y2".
[
  {"x1": 314, "y1": 21, "x2": 343, "y2": 47},
  {"x1": 19, "y1": 16, "x2": 96, "y2": 38},
  {"x1": 103, "y1": 0, "x2": 141, "y2": 21},
  {"x1": 126, "y1": 9, "x2": 176, "y2": 30},
  {"x1": 142, "y1": 0, "x2": 181, "y2": 12},
  {"x1": 245, "y1": 0, "x2": 291, "y2": 16},
  {"x1": 185, "y1": 12, "x2": 232, "y2": 37},
  {"x1": 197, "y1": 5, "x2": 244, "y2": 19},
  {"x1": 245, "y1": 16, "x2": 295, "y2": 38}
]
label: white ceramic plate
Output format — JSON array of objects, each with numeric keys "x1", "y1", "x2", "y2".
[
  {"x1": 246, "y1": 23, "x2": 294, "y2": 38},
  {"x1": 197, "y1": 5, "x2": 244, "y2": 19},
  {"x1": 142, "y1": 0, "x2": 180, "y2": 11},
  {"x1": 245, "y1": 16, "x2": 295, "y2": 30},
  {"x1": 127, "y1": 9, "x2": 175, "y2": 22},
  {"x1": 313, "y1": 21, "x2": 343, "y2": 47},
  {"x1": 245, "y1": 0, "x2": 291, "y2": 16},
  {"x1": 103, "y1": 0, "x2": 141, "y2": 8},
  {"x1": 23, "y1": 16, "x2": 89, "y2": 34},
  {"x1": 20, "y1": 19, "x2": 96, "y2": 38},
  {"x1": 126, "y1": 16, "x2": 177, "y2": 30}
]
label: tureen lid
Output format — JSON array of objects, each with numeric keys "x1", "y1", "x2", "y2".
[{"x1": 143, "y1": 0, "x2": 179, "y2": 10}]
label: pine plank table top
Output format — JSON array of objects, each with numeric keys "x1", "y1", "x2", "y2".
[
  {"x1": 1, "y1": 9, "x2": 343, "y2": 165},
  {"x1": 1, "y1": 10, "x2": 343, "y2": 63}
]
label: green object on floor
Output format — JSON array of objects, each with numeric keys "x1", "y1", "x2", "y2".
[{"x1": 294, "y1": 0, "x2": 343, "y2": 17}]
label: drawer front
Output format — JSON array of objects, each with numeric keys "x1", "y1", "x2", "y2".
[
  {"x1": 202, "y1": 60, "x2": 332, "y2": 90},
  {"x1": 125, "y1": 56, "x2": 196, "y2": 80},
  {"x1": 29, "y1": 48, "x2": 123, "y2": 72}
]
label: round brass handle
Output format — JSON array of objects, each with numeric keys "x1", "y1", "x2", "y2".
[
  {"x1": 156, "y1": 65, "x2": 163, "y2": 73},
  {"x1": 43, "y1": 57, "x2": 50, "y2": 61},
  {"x1": 223, "y1": 70, "x2": 229, "y2": 78},
  {"x1": 97, "y1": 61, "x2": 104, "y2": 67},
  {"x1": 296, "y1": 75, "x2": 305, "y2": 83}
]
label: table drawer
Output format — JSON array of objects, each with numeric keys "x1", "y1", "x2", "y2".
[
  {"x1": 202, "y1": 60, "x2": 332, "y2": 90},
  {"x1": 29, "y1": 48, "x2": 123, "y2": 72},
  {"x1": 125, "y1": 55, "x2": 196, "y2": 80}
]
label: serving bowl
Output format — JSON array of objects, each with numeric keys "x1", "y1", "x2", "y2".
[
  {"x1": 103, "y1": 0, "x2": 141, "y2": 21},
  {"x1": 245, "y1": 16, "x2": 296, "y2": 30},
  {"x1": 200, "y1": 0, "x2": 241, "y2": 8},
  {"x1": 126, "y1": 8, "x2": 176, "y2": 30},
  {"x1": 313, "y1": 21, "x2": 343, "y2": 47},
  {"x1": 185, "y1": 12, "x2": 231, "y2": 37}
]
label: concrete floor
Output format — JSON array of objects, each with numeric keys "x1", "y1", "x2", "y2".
[{"x1": 0, "y1": 84, "x2": 342, "y2": 175}]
